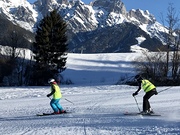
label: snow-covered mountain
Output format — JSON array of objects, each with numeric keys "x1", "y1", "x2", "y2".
[{"x1": 0, "y1": 0, "x2": 169, "y2": 53}]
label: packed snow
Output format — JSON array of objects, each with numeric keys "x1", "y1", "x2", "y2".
[{"x1": 0, "y1": 53, "x2": 180, "y2": 135}]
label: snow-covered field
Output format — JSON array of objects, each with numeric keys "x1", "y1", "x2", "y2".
[{"x1": 0, "y1": 53, "x2": 180, "y2": 135}]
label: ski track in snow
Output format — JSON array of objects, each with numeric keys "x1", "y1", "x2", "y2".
[{"x1": 0, "y1": 85, "x2": 180, "y2": 135}]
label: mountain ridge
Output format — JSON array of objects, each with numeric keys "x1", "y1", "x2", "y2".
[{"x1": 0, "y1": 0, "x2": 168, "y2": 53}]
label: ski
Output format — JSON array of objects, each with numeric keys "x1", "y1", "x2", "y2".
[
  {"x1": 124, "y1": 112, "x2": 161, "y2": 116},
  {"x1": 36, "y1": 111, "x2": 70, "y2": 116}
]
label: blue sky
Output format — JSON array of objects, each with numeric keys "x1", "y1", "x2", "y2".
[{"x1": 27, "y1": 0, "x2": 180, "y2": 24}]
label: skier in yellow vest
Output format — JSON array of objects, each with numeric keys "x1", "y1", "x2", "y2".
[
  {"x1": 132, "y1": 75, "x2": 158, "y2": 114},
  {"x1": 47, "y1": 78, "x2": 66, "y2": 114}
]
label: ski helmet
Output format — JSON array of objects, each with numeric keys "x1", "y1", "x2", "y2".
[{"x1": 48, "y1": 78, "x2": 55, "y2": 83}]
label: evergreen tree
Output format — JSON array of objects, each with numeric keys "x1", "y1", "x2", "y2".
[{"x1": 33, "y1": 9, "x2": 68, "y2": 85}]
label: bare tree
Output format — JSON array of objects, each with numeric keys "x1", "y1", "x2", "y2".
[
  {"x1": 134, "y1": 51, "x2": 167, "y2": 84},
  {"x1": 165, "y1": 4, "x2": 179, "y2": 81},
  {"x1": 159, "y1": 3, "x2": 179, "y2": 80},
  {"x1": 157, "y1": 3, "x2": 180, "y2": 84},
  {"x1": 172, "y1": 29, "x2": 180, "y2": 81}
]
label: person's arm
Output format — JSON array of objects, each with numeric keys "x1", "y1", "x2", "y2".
[
  {"x1": 132, "y1": 81, "x2": 142, "y2": 96},
  {"x1": 47, "y1": 85, "x2": 55, "y2": 97}
]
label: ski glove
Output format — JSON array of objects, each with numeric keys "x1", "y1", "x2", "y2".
[
  {"x1": 47, "y1": 94, "x2": 51, "y2": 97},
  {"x1": 132, "y1": 92, "x2": 138, "y2": 97},
  {"x1": 155, "y1": 90, "x2": 158, "y2": 95}
]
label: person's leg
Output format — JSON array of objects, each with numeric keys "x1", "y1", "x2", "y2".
[
  {"x1": 143, "y1": 90, "x2": 156, "y2": 111},
  {"x1": 54, "y1": 99, "x2": 64, "y2": 111},
  {"x1": 143, "y1": 94, "x2": 149, "y2": 111},
  {"x1": 50, "y1": 99, "x2": 59, "y2": 113}
]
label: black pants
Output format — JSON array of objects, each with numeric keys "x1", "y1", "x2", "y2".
[{"x1": 143, "y1": 89, "x2": 157, "y2": 111}]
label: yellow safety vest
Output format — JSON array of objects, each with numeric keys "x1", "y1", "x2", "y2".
[
  {"x1": 51, "y1": 84, "x2": 62, "y2": 99},
  {"x1": 141, "y1": 80, "x2": 156, "y2": 92}
]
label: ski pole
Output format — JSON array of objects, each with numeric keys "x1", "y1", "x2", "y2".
[
  {"x1": 134, "y1": 96, "x2": 141, "y2": 113},
  {"x1": 158, "y1": 86, "x2": 173, "y2": 94},
  {"x1": 48, "y1": 96, "x2": 74, "y2": 105},
  {"x1": 64, "y1": 98, "x2": 74, "y2": 105}
]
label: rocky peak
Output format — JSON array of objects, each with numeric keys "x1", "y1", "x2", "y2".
[
  {"x1": 92, "y1": 0, "x2": 127, "y2": 15},
  {"x1": 57, "y1": 0, "x2": 68, "y2": 4},
  {"x1": 128, "y1": 9, "x2": 156, "y2": 24},
  {"x1": 13, "y1": 6, "x2": 35, "y2": 22},
  {"x1": 34, "y1": 0, "x2": 59, "y2": 16}
]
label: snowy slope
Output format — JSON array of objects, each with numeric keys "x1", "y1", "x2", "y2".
[
  {"x1": 0, "y1": 86, "x2": 180, "y2": 135},
  {"x1": 0, "y1": 53, "x2": 180, "y2": 135},
  {"x1": 62, "y1": 53, "x2": 141, "y2": 85}
]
